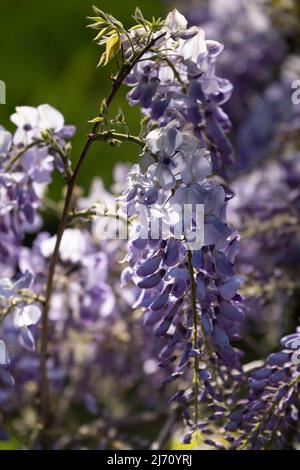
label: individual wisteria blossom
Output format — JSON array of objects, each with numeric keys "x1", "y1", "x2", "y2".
[
  {"x1": 0, "y1": 270, "x2": 42, "y2": 392},
  {"x1": 0, "y1": 105, "x2": 74, "y2": 403}
]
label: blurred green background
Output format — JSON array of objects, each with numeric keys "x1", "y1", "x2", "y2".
[{"x1": 0, "y1": 0, "x2": 165, "y2": 197}]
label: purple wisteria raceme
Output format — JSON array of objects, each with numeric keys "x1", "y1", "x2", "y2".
[
  {"x1": 124, "y1": 9, "x2": 235, "y2": 174},
  {"x1": 0, "y1": 168, "x2": 168, "y2": 448},
  {"x1": 182, "y1": 0, "x2": 287, "y2": 126},
  {"x1": 227, "y1": 62, "x2": 300, "y2": 350},
  {"x1": 120, "y1": 10, "x2": 245, "y2": 438},
  {"x1": 234, "y1": 55, "x2": 300, "y2": 173},
  {"x1": 227, "y1": 327, "x2": 300, "y2": 450},
  {"x1": 0, "y1": 105, "x2": 74, "y2": 400},
  {"x1": 177, "y1": 0, "x2": 289, "y2": 179},
  {"x1": 0, "y1": 105, "x2": 75, "y2": 272}
]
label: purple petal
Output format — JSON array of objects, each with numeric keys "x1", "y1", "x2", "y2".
[
  {"x1": 136, "y1": 255, "x2": 162, "y2": 277},
  {"x1": 215, "y1": 251, "x2": 234, "y2": 277},
  {"x1": 281, "y1": 333, "x2": 300, "y2": 350},
  {"x1": 150, "y1": 286, "x2": 171, "y2": 311},
  {"x1": 168, "y1": 267, "x2": 189, "y2": 280},
  {"x1": 267, "y1": 352, "x2": 289, "y2": 366},
  {"x1": 220, "y1": 301, "x2": 245, "y2": 322},
  {"x1": 137, "y1": 273, "x2": 163, "y2": 289},
  {"x1": 212, "y1": 324, "x2": 230, "y2": 349},
  {"x1": 164, "y1": 239, "x2": 179, "y2": 266},
  {"x1": 218, "y1": 276, "x2": 242, "y2": 300},
  {"x1": 191, "y1": 250, "x2": 204, "y2": 269}
]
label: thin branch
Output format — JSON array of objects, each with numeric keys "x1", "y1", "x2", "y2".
[
  {"x1": 91, "y1": 130, "x2": 144, "y2": 148},
  {"x1": 69, "y1": 207, "x2": 130, "y2": 225},
  {"x1": 187, "y1": 249, "x2": 225, "y2": 428},
  {"x1": 46, "y1": 136, "x2": 73, "y2": 181},
  {"x1": 187, "y1": 250, "x2": 200, "y2": 428}
]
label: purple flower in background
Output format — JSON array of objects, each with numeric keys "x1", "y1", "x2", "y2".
[
  {"x1": 227, "y1": 326, "x2": 300, "y2": 450},
  {"x1": 0, "y1": 105, "x2": 75, "y2": 271},
  {"x1": 183, "y1": 0, "x2": 287, "y2": 125}
]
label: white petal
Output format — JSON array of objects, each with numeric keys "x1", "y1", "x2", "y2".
[
  {"x1": 165, "y1": 9, "x2": 187, "y2": 33},
  {"x1": 0, "y1": 278, "x2": 13, "y2": 299},
  {"x1": 158, "y1": 64, "x2": 175, "y2": 83},
  {"x1": 12, "y1": 127, "x2": 27, "y2": 145},
  {"x1": 146, "y1": 128, "x2": 163, "y2": 154},
  {"x1": 156, "y1": 164, "x2": 176, "y2": 191},
  {"x1": 0, "y1": 340, "x2": 8, "y2": 365},
  {"x1": 179, "y1": 133, "x2": 199, "y2": 154},
  {"x1": 99, "y1": 289, "x2": 115, "y2": 317},
  {"x1": 38, "y1": 104, "x2": 64, "y2": 132},
  {"x1": 10, "y1": 106, "x2": 38, "y2": 128},
  {"x1": 180, "y1": 28, "x2": 207, "y2": 62},
  {"x1": 202, "y1": 77, "x2": 219, "y2": 95},
  {"x1": 13, "y1": 304, "x2": 41, "y2": 328},
  {"x1": 163, "y1": 127, "x2": 182, "y2": 156},
  {"x1": 22, "y1": 304, "x2": 42, "y2": 326},
  {"x1": 40, "y1": 236, "x2": 56, "y2": 258},
  {"x1": 193, "y1": 151, "x2": 212, "y2": 181}
]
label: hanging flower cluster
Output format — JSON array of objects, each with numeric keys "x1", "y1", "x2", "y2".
[
  {"x1": 183, "y1": 0, "x2": 287, "y2": 127},
  {"x1": 228, "y1": 329, "x2": 300, "y2": 450},
  {"x1": 0, "y1": 105, "x2": 74, "y2": 272},
  {"x1": 0, "y1": 105, "x2": 75, "y2": 397}
]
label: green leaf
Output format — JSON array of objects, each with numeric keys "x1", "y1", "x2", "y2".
[
  {"x1": 105, "y1": 34, "x2": 121, "y2": 63},
  {"x1": 94, "y1": 27, "x2": 111, "y2": 42},
  {"x1": 92, "y1": 6, "x2": 107, "y2": 19}
]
